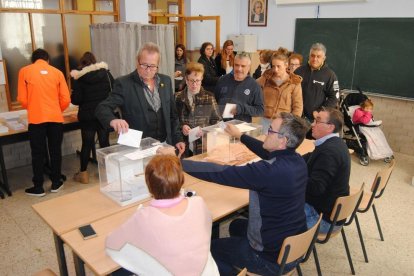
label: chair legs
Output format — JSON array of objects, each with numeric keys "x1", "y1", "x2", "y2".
[
  {"x1": 312, "y1": 247, "x2": 322, "y2": 276},
  {"x1": 341, "y1": 228, "x2": 355, "y2": 275},
  {"x1": 354, "y1": 215, "x2": 369, "y2": 263},
  {"x1": 296, "y1": 264, "x2": 303, "y2": 276},
  {"x1": 372, "y1": 204, "x2": 384, "y2": 241}
]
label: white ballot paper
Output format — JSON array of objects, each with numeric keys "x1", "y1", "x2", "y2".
[
  {"x1": 222, "y1": 103, "x2": 237, "y2": 118},
  {"x1": 189, "y1": 126, "x2": 201, "y2": 143},
  {"x1": 189, "y1": 126, "x2": 201, "y2": 152},
  {"x1": 118, "y1": 129, "x2": 143, "y2": 148}
]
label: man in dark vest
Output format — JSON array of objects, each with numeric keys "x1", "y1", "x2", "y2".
[{"x1": 95, "y1": 42, "x2": 185, "y2": 153}]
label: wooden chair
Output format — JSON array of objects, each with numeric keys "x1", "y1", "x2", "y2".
[
  {"x1": 245, "y1": 214, "x2": 322, "y2": 276},
  {"x1": 237, "y1": 267, "x2": 247, "y2": 276},
  {"x1": 277, "y1": 214, "x2": 323, "y2": 276},
  {"x1": 312, "y1": 184, "x2": 364, "y2": 276},
  {"x1": 351, "y1": 159, "x2": 395, "y2": 263},
  {"x1": 32, "y1": 268, "x2": 57, "y2": 276}
]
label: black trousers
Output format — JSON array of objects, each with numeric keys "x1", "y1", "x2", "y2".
[
  {"x1": 28, "y1": 122, "x2": 63, "y2": 188},
  {"x1": 79, "y1": 120, "x2": 110, "y2": 171}
]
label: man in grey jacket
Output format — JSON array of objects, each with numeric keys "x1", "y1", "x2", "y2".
[{"x1": 95, "y1": 42, "x2": 185, "y2": 153}]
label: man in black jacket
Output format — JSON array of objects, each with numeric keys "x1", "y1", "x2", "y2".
[
  {"x1": 295, "y1": 43, "x2": 339, "y2": 122},
  {"x1": 303, "y1": 107, "x2": 350, "y2": 233},
  {"x1": 95, "y1": 42, "x2": 185, "y2": 153}
]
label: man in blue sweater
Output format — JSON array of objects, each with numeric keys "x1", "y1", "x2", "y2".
[{"x1": 182, "y1": 112, "x2": 308, "y2": 275}]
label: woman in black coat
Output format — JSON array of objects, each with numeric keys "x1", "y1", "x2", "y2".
[
  {"x1": 197, "y1": 42, "x2": 219, "y2": 94},
  {"x1": 70, "y1": 52, "x2": 114, "y2": 184}
]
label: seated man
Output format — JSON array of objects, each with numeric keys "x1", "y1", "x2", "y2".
[
  {"x1": 303, "y1": 107, "x2": 350, "y2": 232},
  {"x1": 181, "y1": 112, "x2": 308, "y2": 275}
]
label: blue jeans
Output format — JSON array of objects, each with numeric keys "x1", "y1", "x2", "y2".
[
  {"x1": 304, "y1": 203, "x2": 342, "y2": 233},
  {"x1": 211, "y1": 219, "x2": 297, "y2": 276}
]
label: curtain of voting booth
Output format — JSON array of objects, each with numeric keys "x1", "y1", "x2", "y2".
[{"x1": 90, "y1": 22, "x2": 175, "y2": 80}]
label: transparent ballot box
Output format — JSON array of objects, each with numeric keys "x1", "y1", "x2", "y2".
[
  {"x1": 97, "y1": 137, "x2": 161, "y2": 206},
  {"x1": 201, "y1": 120, "x2": 262, "y2": 165}
]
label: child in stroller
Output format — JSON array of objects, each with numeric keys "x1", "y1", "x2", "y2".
[{"x1": 341, "y1": 91, "x2": 393, "y2": 166}]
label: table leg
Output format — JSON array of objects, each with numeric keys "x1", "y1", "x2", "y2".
[
  {"x1": 54, "y1": 233, "x2": 69, "y2": 276},
  {"x1": 0, "y1": 144, "x2": 12, "y2": 197},
  {"x1": 73, "y1": 252, "x2": 86, "y2": 276}
]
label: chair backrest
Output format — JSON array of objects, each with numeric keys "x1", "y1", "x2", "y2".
[
  {"x1": 237, "y1": 268, "x2": 247, "y2": 276},
  {"x1": 277, "y1": 214, "x2": 323, "y2": 265},
  {"x1": 371, "y1": 159, "x2": 395, "y2": 197},
  {"x1": 330, "y1": 183, "x2": 364, "y2": 223}
]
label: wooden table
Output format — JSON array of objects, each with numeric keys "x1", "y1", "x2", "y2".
[
  {"x1": 0, "y1": 111, "x2": 80, "y2": 198},
  {"x1": 33, "y1": 138, "x2": 313, "y2": 276},
  {"x1": 32, "y1": 173, "x2": 202, "y2": 276},
  {"x1": 60, "y1": 180, "x2": 249, "y2": 276}
]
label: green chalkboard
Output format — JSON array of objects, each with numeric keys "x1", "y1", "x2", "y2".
[{"x1": 294, "y1": 18, "x2": 414, "y2": 99}]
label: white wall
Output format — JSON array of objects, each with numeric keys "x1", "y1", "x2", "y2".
[
  {"x1": 239, "y1": 0, "x2": 414, "y2": 50},
  {"x1": 120, "y1": 0, "x2": 148, "y2": 23},
  {"x1": 185, "y1": 0, "x2": 241, "y2": 50}
]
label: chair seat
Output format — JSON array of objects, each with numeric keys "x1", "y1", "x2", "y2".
[
  {"x1": 317, "y1": 227, "x2": 342, "y2": 240},
  {"x1": 350, "y1": 186, "x2": 372, "y2": 210},
  {"x1": 33, "y1": 268, "x2": 57, "y2": 276}
]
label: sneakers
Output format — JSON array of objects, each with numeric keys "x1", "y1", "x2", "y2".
[
  {"x1": 51, "y1": 182, "x2": 64, "y2": 193},
  {"x1": 25, "y1": 187, "x2": 46, "y2": 197}
]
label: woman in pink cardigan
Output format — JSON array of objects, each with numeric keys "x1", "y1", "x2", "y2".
[{"x1": 106, "y1": 155, "x2": 218, "y2": 276}]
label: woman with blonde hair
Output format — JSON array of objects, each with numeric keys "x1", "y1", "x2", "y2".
[{"x1": 215, "y1": 40, "x2": 236, "y2": 76}]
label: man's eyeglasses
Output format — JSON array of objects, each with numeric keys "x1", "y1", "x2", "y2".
[
  {"x1": 187, "y1": 79, "x2": 202, "y2": 85},
  {"x1": 268, "y1": 126, "x2": 283, "y2": 136},
  {"x1": 139, "y1": 63, "x2": 158, "y2": 71},
  {"x1": 314, "y1": 118, "x2": 332, "y2": 125}
]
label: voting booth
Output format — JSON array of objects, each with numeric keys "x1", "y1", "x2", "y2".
[
  {"x1": 201, "y1": 120, "x2": 262, "y2": 164},
  {"x1": 97, "y1": 137, "x2": 164, "y2": 206}
]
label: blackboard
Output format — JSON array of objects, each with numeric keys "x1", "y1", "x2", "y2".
[{"x1": 294, "y1": 18, "x2": 414, "y2": 99}]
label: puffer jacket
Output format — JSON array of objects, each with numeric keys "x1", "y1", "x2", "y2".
[
  {"x1": 257, "y1": 69, "x2": 303, "y2": 118},
  {"x1": 70, "y1": 62, "x2": 114, "y2": 122}
]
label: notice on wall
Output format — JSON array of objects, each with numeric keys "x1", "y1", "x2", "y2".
[{"x1": 0, "y1": 61, "x2": 5, "y2": 85}]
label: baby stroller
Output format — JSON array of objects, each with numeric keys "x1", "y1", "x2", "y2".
[{"x1": 340, "y1": 88, "x2": 393, "y2": 166}]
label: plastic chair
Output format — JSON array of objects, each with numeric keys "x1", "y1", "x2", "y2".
[
  {"x1": 245, "y1": 214, "x2": 323, "y2": 276},
  {"x1": 351, "y1": 159, "x2": 395, "y2": 263},
  {"x1": 312, "y1": 184, "x2": 364, "y2": 276}
]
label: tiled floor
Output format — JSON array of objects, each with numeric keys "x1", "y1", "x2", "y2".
[{"x1": 0, "y1": 152, "x2": 414, "y2": 275}]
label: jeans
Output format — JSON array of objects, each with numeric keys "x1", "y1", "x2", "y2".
[
  {"x1": 304, "y1": 203, "x2": 342, "y2": 233},
  {"x1": 28, "y1": 123, "x2": 63, "y2": 188},
  {"x1": 212, "y1": 219, "x2": 297, "y2": 276}
]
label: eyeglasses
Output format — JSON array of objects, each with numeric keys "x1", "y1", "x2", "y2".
[
  {"x1": 289, "y1": 64, "x2": 300, "y2": 67},
  {"x1": 139, "y1": 63, "x2": 158, "y2": 71},
  {"x1": 267, "y1": 126, "x2": 283, "y2": 136},
  {"x1": 187, "y1": 79, "x2": 202, "y2": 85},
  {"x1": 314, "y1": 118, "x2": 332, "y2": 125}
]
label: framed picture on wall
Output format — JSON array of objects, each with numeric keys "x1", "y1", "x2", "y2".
[{"x1": 248, "y1": 0, "x2": 268, "y2": 27}]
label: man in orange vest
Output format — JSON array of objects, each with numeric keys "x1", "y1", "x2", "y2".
[{"x1": 18, "y1": 48, "x2": 70, "y2": 196}]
